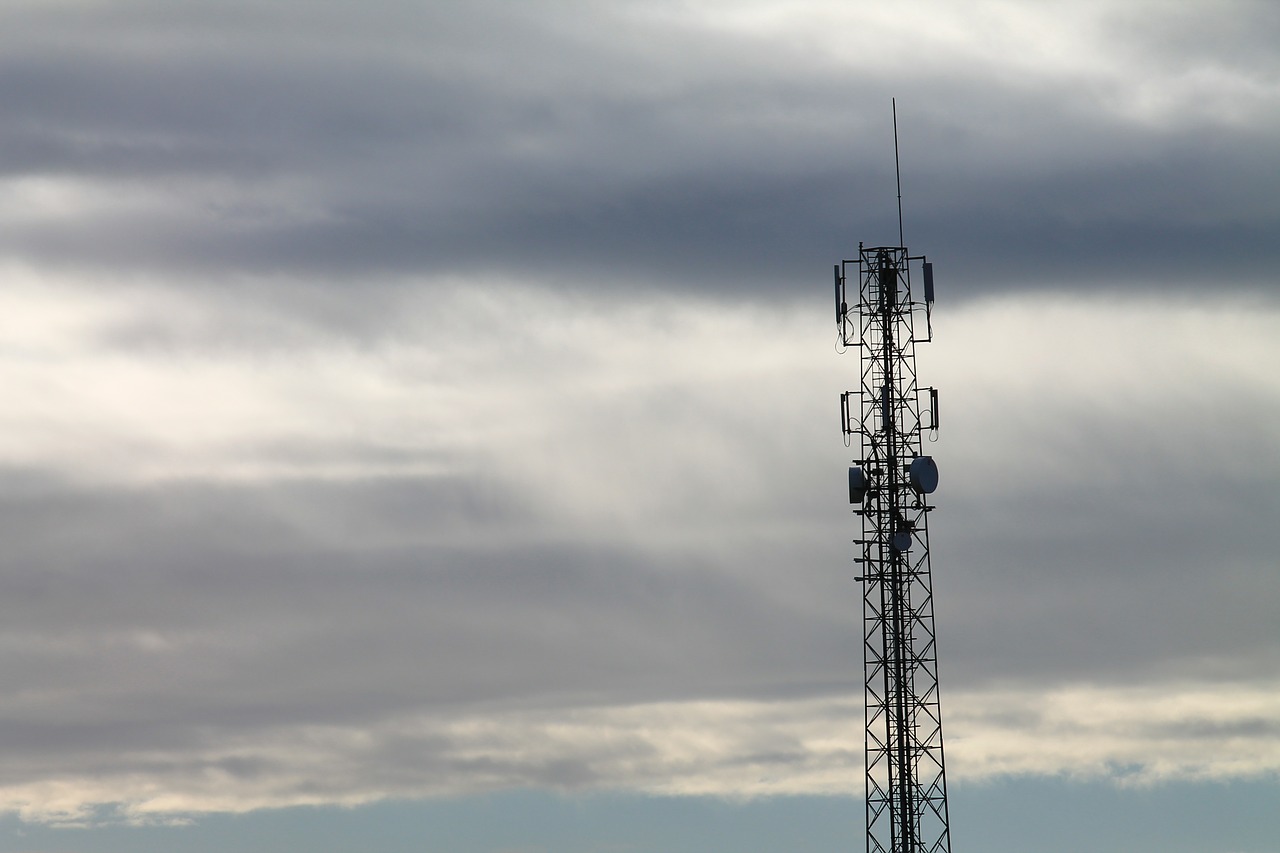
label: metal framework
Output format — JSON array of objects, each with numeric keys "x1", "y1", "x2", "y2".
[{"x1": 836, "y1": 244, "x2": 952, "y2": 853}]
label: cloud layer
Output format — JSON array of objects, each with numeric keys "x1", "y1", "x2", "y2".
[
  {"x1": 0, "y1": 1, "x2": 1277, "y2": 292},
  {"x1": 0, "y1": 278, "x2": 1275, "y2": 819},
  {"x1": 0, "y1": 0, "x2": 1276, "y2": 825}
]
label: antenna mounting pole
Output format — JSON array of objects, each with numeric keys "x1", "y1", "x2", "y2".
[{"x1": 893, "y1": 97, "x2": 904, "y2": 248}]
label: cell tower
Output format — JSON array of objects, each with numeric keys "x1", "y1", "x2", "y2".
[{"x1": 834, "y1": 102, "x2": 952, "y2": 853}]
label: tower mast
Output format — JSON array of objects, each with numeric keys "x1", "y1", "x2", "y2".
[{"x1": 834, "y1": 105, "x2": 951, "y2": 853}]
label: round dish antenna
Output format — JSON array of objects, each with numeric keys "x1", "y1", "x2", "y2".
[
  {"x1": 909, "y1": 456, "x2": 939, "y2": 494},
  {"x1": 849, "y1": 466, "x2": 870, "y2": 504}
]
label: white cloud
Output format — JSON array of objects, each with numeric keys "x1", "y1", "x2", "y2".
[
  {"x1": 0, "y1": 678, "x2": 1276, "y2": 823},
  {"x1": 948, "y1": 680, "x2": 1280, "y2": 784}
]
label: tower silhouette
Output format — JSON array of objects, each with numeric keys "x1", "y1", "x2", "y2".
[{"x1": 834, "y1": 104, "x2": 952, "y2": 853}]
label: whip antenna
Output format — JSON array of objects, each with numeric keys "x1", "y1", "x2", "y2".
[{"x1": 893, "y1": 97, "x2": 904, "y2": 248}]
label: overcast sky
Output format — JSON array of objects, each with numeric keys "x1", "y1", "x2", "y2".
[{"x1": 0, "y1": 1, "x2": 1276, "y2": 851}]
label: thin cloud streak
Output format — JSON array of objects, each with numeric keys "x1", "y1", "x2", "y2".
[{"x1": 2, "y1": 680, "x2": 1277, "y2": 824}]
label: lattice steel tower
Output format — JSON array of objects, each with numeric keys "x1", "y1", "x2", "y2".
[{"x1": 833, "y1": 105, "x2": 952, "y2": 853}]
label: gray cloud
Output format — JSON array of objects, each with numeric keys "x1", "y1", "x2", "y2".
[
  {"x1": 0, "y1": 288, "x2": 1273, "y2": 816},
  {"x1": 0, "y1": 1, "x2": 1275, "y2": 295}
]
